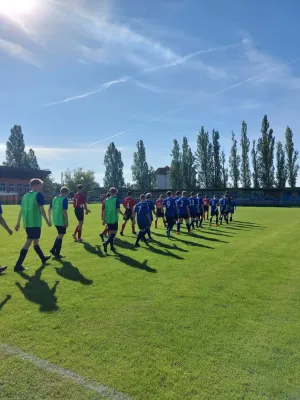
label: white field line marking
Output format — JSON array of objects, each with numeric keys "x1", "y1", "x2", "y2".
[{"x1": 0, "y1": 343, "x2": 132, "y2": 400}]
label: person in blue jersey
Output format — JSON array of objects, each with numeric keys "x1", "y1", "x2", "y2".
[
  {"x1": 230, "y1": 197, "x2": 237, "y2": 221},
  {"x1": 224, "y1": 193, "x2": 231, "y2": 223},
  {"x1": 209, "y1": 195, "x2": 219, "y2": 227},
  {"x1": 132, "y1": 194, "x2": 151, "y2": 247},
  {"x1": 162, "y1": 191, "x2": 176, "y2": 238},
  {"x1": 219, "y1": 195, "x2": 226, "y2": 225},
  {"x1": 0, "y1": 202, "x2": 13, "y2": 273},
  {"x1": 176, "y1": 191, "x2": 191, "y2": 234},
  {"x1": 145, "y1": 193, "x2": 156, "y2": 241},
  {"x1": 188, "y1": 192, "x2": 198, "y2": 230},
  {"x1": 173, "y1": 190, "x2": 181, "y2": 222},
  {"x1": 197, "y1": 193, "x2": 204, "y2": 228}
]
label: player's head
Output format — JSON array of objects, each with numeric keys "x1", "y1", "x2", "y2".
[
  {"x1": 176, "y1": 190, "x2": 180, "y2": 196},
  {"x1": 159, "y1": 194, "x2": 164, "y2": 199},
  {"x1": 30, "y1": 178, "x2": 43, "y2": 192},
  {"x1": 197, "y1": 193, "x2": 202, "y2": 197},
  {"x1": 127, "y1": 191, "x2": 132, "y2": 197},
  {"x1": 140, "y1": 194, "x2": 145, "y2": 201},
  {"x1": 166, "y1": 191, "x2": 172, "y2": 197},
  {"x1": 214, "y1": 194, "x2": 217, "y2": 198},
  {"x1": 191, "y1": 191, "x2": 195, "y2": 197},
  {"x1": 60, "y1": 186, "x2": 70, "y2": 197},
  {"x1": 205, "y1": 194, "x2": 208, "y2": 198},
  {"x1": 182, "y1": 191, "x2": 187, "y2": 197},
  {"x1": 146, "y1": 192, "x2": 152, "y2": 199},
  {"x1": 77, "y1": 184, "x2": 83, "y2": 193},
  {"x1": 109, "y1": 187, "x2": 118, "y2": 196},
  {"x1": 106, "y1": 192, "x2": 111, "y2": 198}
]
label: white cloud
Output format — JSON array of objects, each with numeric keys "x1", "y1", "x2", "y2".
[{"x1": 0, "y1": 37, "x2": 40, "y2": 67}]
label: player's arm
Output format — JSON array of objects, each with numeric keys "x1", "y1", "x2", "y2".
[
  {"x1": 132, "y1": 210, "x2": 136, "y2": 224},
  {"x1": 147, "y1": 213, "x2": 151, "y2": 225},
  {"x1": 83, "y1": 199, "x2": 89, "y2": 214},
  {"x1": 48, "y1": 200, "x2": 52, "y2": 222},
  {"x1": 37, "y1": 193, "x2": 51, "y2": 226},
  {"x1": 15, "y1": 209, "x2": 22, "y2": 232},
  {"x1": 186, "y1": 204, "x2": 191, "y2": 218},
  {"x1": 0, "y1": 215, "x2": 13, "y2": 235},
  {"x1": 63, "y1": 198, "x2": 69, "y2": 228},
  {"x1": 41, "y1": 206, "x2": 51, "y2": 227}
]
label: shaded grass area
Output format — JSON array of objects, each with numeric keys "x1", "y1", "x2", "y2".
[{"x1": 1, "y1": 206, "x2": 300, "y2": 399}]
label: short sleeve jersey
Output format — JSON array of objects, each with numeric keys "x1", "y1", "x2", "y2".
[
  {"x1": 176, "y1": 197, "x2": 190, "y2": 216},
  {"x1": 210, "y1": 198, "x2": 219, "y2": 212},
  {"x1": 156, "y1": 199, "x2": 163, "y2": 209},
  {"x1": 50, "y1": 197, "x2": 68, "y2": 210},
  {"x1": 134, "y1": 202, "x2": 150, "y2": 226},
  {"x1": 188, "y1": 197, "x2": 198, "y2": 214},
  {"x1": 123, "y1": 197, "x2": 136, "y2": 210},
  {"x1": 73, "y1": 193, "x2": 86, "y2": 209},
  {"x1": 162, "y1": 197, "x2": 176, "y2": 217}
]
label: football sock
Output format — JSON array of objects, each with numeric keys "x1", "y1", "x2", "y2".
[
  {"x1": 176, "y1": 222, "x2": 181, "y2": 233},
  {"x1": 200, "y1": 218, "x2": 203, "y2": 227},
  {"x1": 135, "y1": 231, "x2": 144, "y2": 245},
  {"x1": 210, "y1": 217, "x2": 213, "y2": 224},
  {"x1": 186, "y1": 221, "x2": 190, "y2": 231},
  {"x1": 15, "y1": 248, "x2": 28, "y2": 269},
  {"x1": 56, "y1": 238, "x2": 63, "y2": 255},
  {"x1": 101, "y1": 227, "x2": 108, "y2": 236},
  {"x1": 155, "y1": 220, "x2": 157, "y2": 228},
  {"x1": 34, "y1": 245, "x2": 46, "y2": 263},
  {"x1": 146, "y1": 228, "x2": 152, "y2": 239},
  {"x1": 78, "y1": 228, "x2": 82, "y2": 240},
  {"x1": 216, "y1": 217, "x2": 219, "y2": 225},
  {"x1": 132, "y1": 224, "x2": 135, "y2": 233},
  {"x1": 74, "y1": 226, "x2": 79, "y2": 236},
  {"x1": 220, "y1": 216, "x2": 223, "y2": 224},
  {"x1": 121, "y1": 222, "x2": 126, "y2": 232}
]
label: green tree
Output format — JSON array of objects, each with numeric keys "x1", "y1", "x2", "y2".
[
  {"x1": 285, "y1": 126, "x2": 299, "y2": 188},
  {"x1": 147, "y1": 166, "x2": 157, "y2": 189},
  {"x1": 43, "y1": 175, "x2": 61, "y2": 193},
  {"x1": 187, "y1": 147, "x2": 197, "y2": 188},
  {"x1": 5, "y1": 125, "x2": 27, "y2": 167},
  {"x1": 212, "y1": 129, "x2": 222, "y2": 187},
  {"x1": 207, "y1": 142, "x2": 214, "y2": 188},
  {"x1": 169, "y1": 139, "x2": 182, "y2": 189},
  {"x1": 221, "y1": 150, "x2": 229, "y2": 188},
  {"x1": 131, "y1": 140, "x2": 151, "y2": 189},
  {"x1": 229, "y1": 132, "x2": 240, "y2": 188},
  {"x1": 276, "y1": 141, "x2": 287, "y2": 188},
  {"x1": 181, "y1": 137, "x2": 189, "y2": 187},
  {"x1": 25, "y1": 148, "x2": 40, "y2": 169},
  {"x1": 240, "y1": 120, "x2": 251, "y2": 188},
  {"x1": 257, "y1": 115, "x2": 275, "y2": 188},
  {"x1": 103, "y1": 142, "x2": 125, "y2": 188},
  {"x1": 196, "y1": 127, "x2": 210, "y2": 188},
  {"x1": 64, "y1": 168, "x2": 98, "y2": 195},
  {"x1": 251, "y1": 140, "x2": 260, "y2": 188}
]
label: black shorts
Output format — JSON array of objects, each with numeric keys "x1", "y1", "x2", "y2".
[
  {"x1": 197, "y1": 210, "x2": 204, "y2": 217},
  {"x1": 107, "y1": 222, "x2": 118, "y2": 231},
  {"x1": 26, "y1": 227, "x2": 41, "y2": 240},
  {"x1": 166, "y1": 216, "x2": 175, "y2": 226},
  {"x1": 178, "y1": 214, "x2": 189, "y2": 220},
  {"x1": 190, "y1": 212, "x2": 198, "y2": 219},
  {"x1": 138, "y1": 222, "x2": 149, "y2": 230},
  {"x1": 211, "y1": 210, "x2": 219, "y2": 217},
  {"x1": 56, "y1": 225, "x2": 67, "y2": 235},
  {"x1": 124, "y1": 209, "x2": 133, "y2": 221},
  {"x1": 74, "y1": 208, "x2": 84, "y2": 222},
  {"x1": 203, "y1": 205, "x2": 209, "y2": 212},
  {"x1": 156, "y1": 209, "x2": 164, "y2": 218}
]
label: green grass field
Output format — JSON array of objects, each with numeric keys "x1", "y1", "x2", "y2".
[{"x1": 1, "y1": 205, "x2": 300, "y2": 400}]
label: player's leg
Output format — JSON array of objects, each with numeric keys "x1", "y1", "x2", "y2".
[
  {"x1": 146, "y1": 221, "x2": 152, "y2": 240},
  {"x1": 103, "y1": 223, "x2": 118, "y2": 253},
  {"x1": 73, "y1": 209, "x2": 79, "y2": 240},
  {"x1": 14, "y1": 236, "x2": 33, "y2": 272},
  {"x1": 77, "y1": 220, "x2": 84, "y2": 242},
  {"x1": 230, "y1": 212, "x2": 233, "y2": 222},
  {"x1": 120, "y1": 210, "x2": 129, "y2": 236},
  {"x1": 131, "y1": 217, "x2": 136, "y2": 234},
  {"x1": 185, "y1": 217, "x2": 191, "y2": 233},
  {"x1": 176, "y1": 217, "x2": 182, "y2": 234},
  {"x1": 216, "y1": 211, "x2": 219, "y2": 226},
  {"x1": 209, "y1": 211, "x2": 213, "y2": 226},
  {"x1": 33, "y1": 237, "x2": 51, "y2": 265},
  {"x1": 0, "y1": 265, "x2": 7, "y2": 273},
  {"x1": 135, "y1": 226, "x2": 147, "y2": 247}
]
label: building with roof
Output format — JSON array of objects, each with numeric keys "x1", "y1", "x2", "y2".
[
  {"x1": 0, "y1": 166, "x2": 51, "y2": 204},
  {"x1": 156, "y1": 166, "x2": 170, "y2": 189}
]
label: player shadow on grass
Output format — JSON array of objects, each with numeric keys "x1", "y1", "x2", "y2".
[
  {"x1": 55, "y1": 260, "x2": 93, "y2": 286},
  {"x1": 147, "y1": 237, "x2": 188, "y2": 253},
  {"x1": 0, "y1": 294, "x2": 11, "y2": 310},
  {"x1": 83, "y1": 242, "x2": 106, "y2": 258},
  {"x1": 15, "y1": 266, "x2": 59, "y2": 312},
  {"x1": 114, "y1": 238, "x2": 137, "y2": 251},
  {"x1": 201, "y1": 229, "x2": 234, "y2": 237},
  {"x1": 114, "y1": 251, "x2": 157, "y2": 273},
  {"x1": 146, "y1": 244, "x2": 184, "y2": 260},
  {"x1": 191, "y1": 232, "x2": 229, "y2": 243}
]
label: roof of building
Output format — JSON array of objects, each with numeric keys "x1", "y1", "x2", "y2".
[
  {"x1": 156, "y1": 166, "x2": 170, "y2": 175},
  {"x1": 0, "y1": 166, "x2": 51, "y2": 180}
]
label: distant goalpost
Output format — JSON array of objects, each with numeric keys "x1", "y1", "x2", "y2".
[{"x1": 0, "y1": 192, "x2": 19, "y2": 205}]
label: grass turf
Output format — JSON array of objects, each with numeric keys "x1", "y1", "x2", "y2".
[{"x1": 1, "y1": 205, "x2": 300, "y2": 400}]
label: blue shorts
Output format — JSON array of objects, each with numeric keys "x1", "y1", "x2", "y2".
[
  {"x1": 178, "y1": 214, "x2": 189, "y2": 220},
  {"x1": 190, "y1": 212, "x2": 198, "y2": 219},
  {"x1": 138, "y1": 222, "x2": 149, "y2": 230},
  {"x1": 107, "y1": 222, "x2": 118, "y2": 231},
  {"x1": 211, "y1": 209, "x2": 219, "y2": 217},
  {"x1": 26, "y1": 227, "x2": 41, "y2": 240},
  {"x1": 230, "y1": 209, "x2": 235, "y2": 214}
]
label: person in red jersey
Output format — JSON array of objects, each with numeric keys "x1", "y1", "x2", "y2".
[
  {"x1": 155, "y1": 194, "x2": 166, "y2": 228},
  {"x1": 120, "y1": 191, "x2": 136, "y2": 236},
  {"x1": 72, "y1": 184, "x2": 90, "y2": 243},
  {"x1": 99, "y1": 192, "x2": 110, "y2": 242}
]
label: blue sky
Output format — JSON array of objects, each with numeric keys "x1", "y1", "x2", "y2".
[{"x1": 1, "y1": 0, "x2": 300, "y2": 185}]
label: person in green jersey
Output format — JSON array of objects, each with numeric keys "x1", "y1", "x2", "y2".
[
  {"x1": 102, "y1": 187, "x2": 124, "y2": 254},
  {"x1": 14, "y1": 179, "x2": 51, "y2": 272},
  {"x1": 48, "y1": 187, "x2": 70, "y2": 259},
  {"x1": 0, "y1": 202, "x2": 13, "y2": 273}
]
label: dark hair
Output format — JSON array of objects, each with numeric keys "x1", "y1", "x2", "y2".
[
  {"x1": 191, "y1": 191, "x2": 195, "y2": 196},
  {"x1": 140, "y1": 194, "x2": 145, "y2": 200},
  {"x1": 176, "y1": 190, "x2": 180, "y2": 195},
  {"x1": 146, "y1": 193, "x2": 152, "y2": 199},
  {"x1": 110, "y1": 187, "x2": 118, "y2": 195},
  {"x1": 127, "y1": 191, "x2": 132, "y2": 196},
  {"x1": 106, "y1": 193, "x2": 111, "y2": 198},
  {"x1": 30, "y1": 178, "x2": 43, "y2": 186},
  {"x1": 182, "y1": 191, "x2": 187, "y2": 196},
  {"x1": 77, "y1": 184, "x2": 83, "y2": 190},
  {"x1": 197, "y1": 193, "x2": 202, "y2": 196},
  {"x1": 60, "y1": 186, "x2": 70, "y2": 195},
  {"x1": 167, "y1": 191, "x2": 172, "y2": 196}
]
